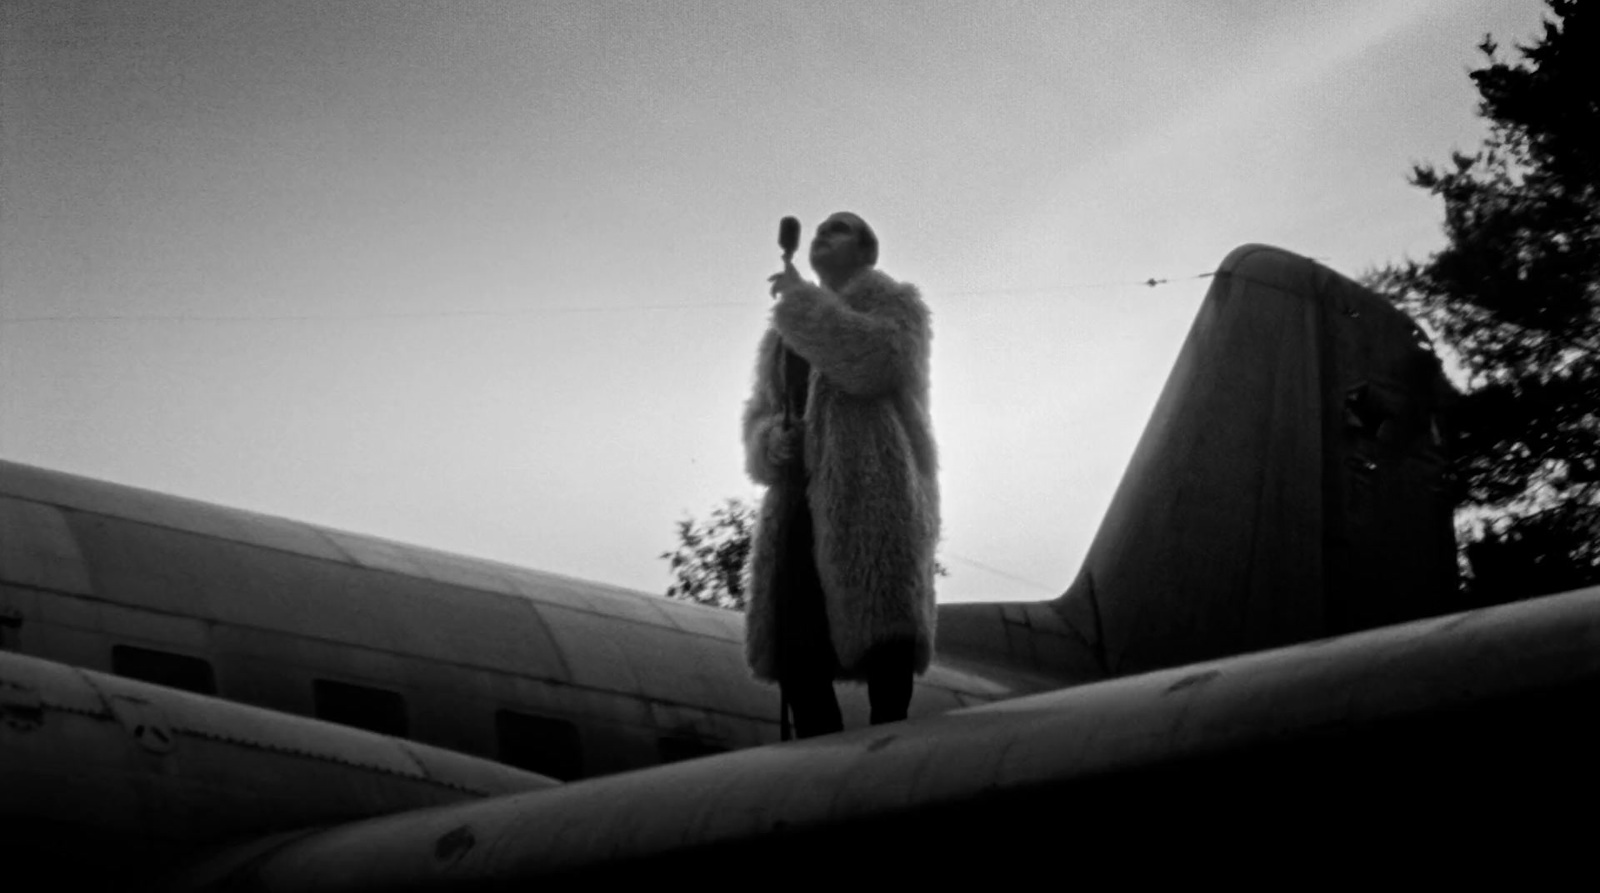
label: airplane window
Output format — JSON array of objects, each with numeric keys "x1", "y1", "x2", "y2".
[
  {"x1": 312, "y1": 679, "x2": 408, "y2": 737},
  {"x1": 657, "y1": 736, "x2": 727, "y2": 764},
  {"x1": 495, "y1": 710, "x2": 582, "y2": 780},
  {"x1": 110, "y1": 645, "x2": 217, "y2": 695},
  {"x1": 0, "y1": 610, "x2": 19, "y2": 651}
]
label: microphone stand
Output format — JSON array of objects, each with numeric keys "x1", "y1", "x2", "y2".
[
  {"x1": 772, "y1": 242, "x2": 811, "y2": 741},
  {"x1": 775, "y1": 245, "x2": 811, "y2": 433}
]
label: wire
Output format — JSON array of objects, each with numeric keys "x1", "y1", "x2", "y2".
[
  {"x1": 0, "y1": 270, "x2": 1219, "y2": 325},
  {"x1": 0, "y1": 301, "x2": 758, "y2": 324},
  {"x1": 0, "y1": 267, "x2": 1189, "y2": 595},
  {"x1": 942, "y1": 552, "x2": 1060, "y2": 595},
  {"x1": 944, "y1": 270, "x2": 1215, "y2": 297}
]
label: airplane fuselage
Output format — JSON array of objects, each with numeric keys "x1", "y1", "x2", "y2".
[{"x1": 0, "y1": 459, "x2": 1077, "y2": 782}]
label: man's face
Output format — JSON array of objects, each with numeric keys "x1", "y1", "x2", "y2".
[{"x1": 809, "y1": 213, "x2": 867, "y2": 279}]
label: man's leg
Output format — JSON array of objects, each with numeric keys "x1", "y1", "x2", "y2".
[
  {"x1": 866, "y1": 639, "x2": 916, "y2": 725},
  {"x1": 780, "y1": 673, "x2": 842, "y2": 739},
  {"x1": 773, "y1": 495, "x2": 840, "y2": 738}
]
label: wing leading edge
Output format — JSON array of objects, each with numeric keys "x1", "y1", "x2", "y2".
[
  {"x1": 0, "y1": 649, "x2": 554, "y2": 884},
  {"x1": 171, "y1": 582, "x2": 1600, "y2": 888}
]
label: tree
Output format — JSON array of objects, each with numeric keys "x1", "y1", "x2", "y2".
[
  {"x1": 662, "y1": 498, "x2": 950, "y2": 610},
  {"x1": 661, "y1": 498, "x2": 755, "y2": 611},
  {"x1": 1364, "y1": 0, "x2": 1598, "y2": 604}
]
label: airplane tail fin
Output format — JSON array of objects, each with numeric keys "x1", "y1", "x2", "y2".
[{"x1": 1049, "y1": 244, "x2": 1458, "y2": 676}]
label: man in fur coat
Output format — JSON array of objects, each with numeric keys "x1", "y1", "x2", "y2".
[{"x1": 742, "y1": 211, "x2": 939, "y2": 737}]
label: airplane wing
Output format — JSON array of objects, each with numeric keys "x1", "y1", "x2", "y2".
[
  {"x1": 0, "y1": 649, "x2": 554, "y2": 878},
  {"x1": 168, "y1": 583, "x2": 1600, "y2": 888}
]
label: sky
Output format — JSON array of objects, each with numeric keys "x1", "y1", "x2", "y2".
[{"x1": 0, "y1": 0, "x2": 1554, "y2": 604}]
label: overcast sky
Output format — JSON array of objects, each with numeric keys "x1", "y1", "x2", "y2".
[{"x1": 0, "y1": 1, "x2": 1552, "y2": 603}]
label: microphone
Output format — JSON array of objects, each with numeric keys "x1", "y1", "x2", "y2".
[
  {"x1": 773, "y1": 216, "x2": 809, "y2": 422},
  {"x1": 779, "y1": 216, "x2": 800, "y2": 262}
]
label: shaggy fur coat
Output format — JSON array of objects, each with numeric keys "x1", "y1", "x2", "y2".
[{"x1": 742, "y1": 268, "x2": 940, "y2": 682}]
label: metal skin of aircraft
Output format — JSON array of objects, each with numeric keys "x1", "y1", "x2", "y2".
[{"x1": 3, "y1": 244, "x2": 1595, "y2": 887}]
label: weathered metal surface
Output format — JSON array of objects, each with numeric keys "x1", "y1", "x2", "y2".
[
  {"x1": 938, "y1": 599, "x2": 1103, "y2": 686},
  {"x1": 0, "y1": 460, "x2": 351, "y2": 562},
  {"x1": 1056, "y1": 244, "x2": 1457, "y2": 676},
  {"x1": 0, "y1": 649, "x2": 554, "y2": 881},
  {"x1": 167, "y1": 583, "x2": 1600, "y2": 888},
  {"x1": 0, "y1": 458, "x2": 1065, "y2": 788},
  {"x1": 0, "y1": 457, "x2": 1069, "y2": 690},
  {"x1": 0, "y1": 496, "x2": 95, "y2": 595}
]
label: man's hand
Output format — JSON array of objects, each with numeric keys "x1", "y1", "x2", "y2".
[
  {"x1": 768, "y1": 260, "x2": 806, "y2": 300},
  {"x1": 766, "y1": 420, "x2": 804, "y2": 469}
]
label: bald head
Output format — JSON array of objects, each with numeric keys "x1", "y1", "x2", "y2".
[{"x1": 809, "y1": 211, "x2": 878, "y2": 289}]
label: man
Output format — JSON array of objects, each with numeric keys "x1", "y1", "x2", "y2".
[{"x1": 741, "y1": 211, "x2": 940, "y2": 737}]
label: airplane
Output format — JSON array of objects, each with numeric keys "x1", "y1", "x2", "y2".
[{"x1": 3, "y1": 243, "x2": 1595, "y2": 888}]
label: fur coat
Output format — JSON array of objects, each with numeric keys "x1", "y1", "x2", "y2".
[{"x1": 742, "y1": 268, "x2": 940, "y2": 682}]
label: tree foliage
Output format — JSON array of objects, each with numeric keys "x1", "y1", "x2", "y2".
[
  {"x1": 1365, "y1": 0, "x2": 1599, "y2": 604},
  {"x1": 663, "y1": 498, "x2": 950, "y2": 611},
  {"x1": 661, "y1": 498, "x2": 754, "y2": 611}
]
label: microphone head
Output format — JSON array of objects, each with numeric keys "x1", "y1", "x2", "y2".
[{"x1": 779, "y1": 216, "x2": 801, "y2": 257}]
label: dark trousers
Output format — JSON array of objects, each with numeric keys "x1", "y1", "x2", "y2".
[
  {"x1": 775, "y1": 495, "x2": 915, "y2": 738},
  {"x1": 782, "y1": 640, "x2": 916, "y2": 738}
]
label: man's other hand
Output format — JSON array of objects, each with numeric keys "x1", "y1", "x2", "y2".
[{"x1": 766, "y1": 421, "x2": 804, "y2": 469}]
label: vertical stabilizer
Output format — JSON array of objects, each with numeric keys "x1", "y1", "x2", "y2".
[{"x1": 1053, "y1": 244, "x2": 1457, "y2": 676}]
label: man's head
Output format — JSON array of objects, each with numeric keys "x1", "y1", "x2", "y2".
[{"x1": 809, "y1": 212, "x2": 877, "y2": 286}]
